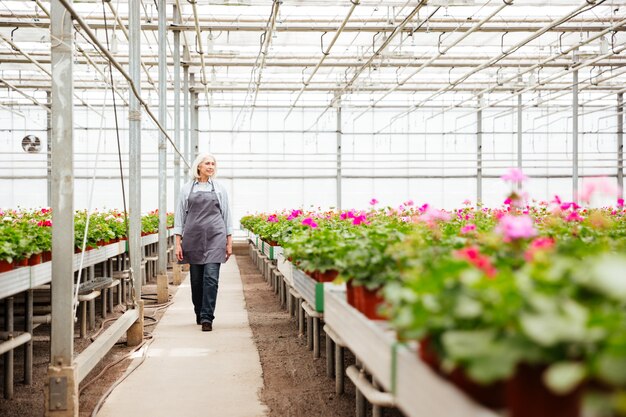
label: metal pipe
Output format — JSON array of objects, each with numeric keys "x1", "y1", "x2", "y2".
[
  {"x1": 355, "y1": 0, "x2": 510, "y2": 120},
  {"x1": 247, "y1": 0, "x2": 282, "y2": 124},
  {"x1": 3, "y1": 16, "x2": 622, "y2": 33},
  {"x1": 188, "y1": 0, "x2": 213, "y2": 123},
  {"x1": 573, "y1": 63, "x2": 579, "y2": 203},
  {"x1": 336, "y1": 93, "x2": 342, "y2": 210},
  {"x1": 129, "y1": 0, "x2": 142, "y2": 301},
  {"x1": 49, "y1": 0, "x2": 74, "y2": 379},
  {"x1": 191, "y1": 74, "x2": 199, "y2": 159},
  {"x1": 3, "y1": 297, "x2": 14, "y2": 399},
  {"x1": 434, "y1": 16, "x2": 626, "y2": 119},
  {"x1": 46, "y1": 91, "x2": 51, "y2": 207},
  {"x1": 104, "y1": 0, "x2": 156, "y2": 87},
  {"x1": 619, "y1": 92, "x2": 624, "y2": 198},
  {"x1": 158, "y1": 0, "x2": 168, "y2": 276},
  {"x1": 284, "y1": 0, "x2": 360, "y2": 119},
  {"x1": 517, "y1": 84, "x2": 523, "y2": 191},
  {"x1": 54, "y1": 0, "x2": 189, "y2": 168},
  {"x1": 346, "y1": 365, "x2": 395, "y2": 408},
  {"x1": 311, "y1": 1, "x2": 428, "y2": 129},
  {"x1": 174, "y1": 4, "x2": 181, "y2": 209},
  {"x1": 377, "y1": 0, "x2": 607, "y2": 133},
  {"x1": 75, "y1": 309, "x2": 139, "y2": 383},
  {"x1": 0, "y1": 333, "x2": 33, "y2": 356},
  {"x1": 477, "y1": 95, "x2": 483, "y2": 204},
  {"x1": 24, "y1": 290, "x2": 33, "y2": 385},
  {"x1": 183, "y1": 62, "x2": 190, "y2": 179}
]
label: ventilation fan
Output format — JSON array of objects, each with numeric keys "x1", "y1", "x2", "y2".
[{"x1": 22, "y1": 135, "x2": 41, "y2": 153}]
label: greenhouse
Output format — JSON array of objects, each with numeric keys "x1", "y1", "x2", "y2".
[{"x1": 1, "y1": 0, "x2": 625, "y2": 416}]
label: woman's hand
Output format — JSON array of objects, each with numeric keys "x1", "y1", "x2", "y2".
[
  {"x1": 175, "y1": 241, "x2": 184, "y2": 262},
  {"x1": 225, "y1": 235, "x2": 233, "y2": 261},
  {"x1": 225, "y1": 243, "x2": 233, "y2": 261}
]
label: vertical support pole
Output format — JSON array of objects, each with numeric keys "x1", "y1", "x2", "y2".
[
  {"x1": 335, "y1": 344, "x2": 344, "y2": 394},
  {"x1": 47, "y1": 0, "x2": 77, "y2": 413},
  {"x1": 173, "y1": 4, "x2": 181, "y2": 216},
  {"x1": 157, "y1": 0, "x2": 168, "y2": 277},
  {"x1": 46, "y1": 91, "x2": 52, "y2": 207},
  {"x1": 573, "y1": 67, "x2": 579, "y2": 202},
  {"x1": 618, "y1": 92, "x2": 624, "y2": 198},
  {"x1": 4, "y1": 298, "x2": 14, "y2": 399},
  {"x1": 336, "y1": 93, "x2": 342, "y2": 210},
  {"x1": 477, "y1": 95, "x2": 483, "y2": 204},
  {"x1": 191, "y1": 80, "x2": 199, "y2": 159},
  {"x1": 517, "y1": 81, "x2": 523, "y2": 191},
  {"x1": 128, "y1": 0, "x2": 143, "y2": 311},
  {"x1": 183, "y1": 62, "x2": 190, "y2": 178},
  {"x1": 24, "y1": 290, "x2": 33, "y2": 385}
]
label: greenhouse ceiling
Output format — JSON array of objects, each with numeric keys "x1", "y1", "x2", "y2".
[{"x1": 0, "y1": 0, "x2": 625, "y2": 127}]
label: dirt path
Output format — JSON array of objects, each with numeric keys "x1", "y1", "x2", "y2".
[{"x1": 235, "y1": 248, "x2": 358, "y2": 417}]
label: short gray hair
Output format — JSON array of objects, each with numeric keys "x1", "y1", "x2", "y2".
[{"x1": 190, "y1": 153, "x2": 217, "y2": 180}]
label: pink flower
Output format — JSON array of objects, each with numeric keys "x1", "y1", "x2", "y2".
[
  {"x1": 421, "y1": 207, "x2": 451, "y2": 223},
  {"x1": 455, "y1": 246, "x2": 497, "y2": 278},
  {"x1": 503, "y1": 197, "x2": 512, "y2": 206},
  {"x1": 578, "y1": 177, "x2": 619, "y2": 203},
  {"x1": 267, "y1": 214, "x2": 279, "y2": 223},
  {"x1": 352, "y1": 214, "x2": 368, "y2": 225},
  {"x1": 566, "y1": 211, "x2": 584, "y2": 222},
  {"x1": 618, "y1": 198, "x2": 624, "y2": 208},
  {"x1": 552, "y1": 195, "x2": 562, "y2": 205},
  {"x1": 301, "y1": 217, "x2": 318, "y2": 228},
  {"x1": 37, "y1": 219, "x2": 52, "y2": 227},
  {"x1": 525, "y1": 237, "x2": 555, "y2": 262},
  {"x1": 287, "y1": 209, "x2": 302, "y2": 220},
  {"x1": 419, "y1": 204, "x2": 429, "y2": 213},
  {"x1": 501, "y1": 168, "x2": 528, "y2": 183},
  {"x1": 560, "y1": 201, "x2": 580, "y2": 211},
  {"x1": 496, "y1": 214, "x2": 537, "y2": 240},
  {"x1": 369, "y1": 198, "x2": 379, "y2": 206},
  {"x1": 462, "y1": 199, "x2": 472, "y2": 206},
  {"x1": 404, "y1": 200, "x2": 414, "y2": 206},
  {"x1": 530, "y1": 236, "x2": 555, "y2": 250},
  {"x1": 460, "y1": 224, "x2": 476, "y2": 234}
]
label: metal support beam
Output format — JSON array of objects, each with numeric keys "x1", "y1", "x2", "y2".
[
  {"x1": 191, "y1": 81, "x2": 199, "y2": 159},
  {"x1": 158, "y1": 0, "x2": 168, "y2": 276},
  {"x1": 517, "y1": 84, "x2": 523, "y2": 191},
  {"x1": 619, "y1": 92, "x2": 624, "y2": 198},
  {"x1": 47, "y1": 0, "x2": 77, "y2": 413},
  {"x1": 129, "y1": 0, "x2": 142, "y2": 301},
  {"x1": 173, "y1": 4, "x2": 181, "y2": 207},
  {"x1": 3, "y1": 297, "x2": 14, "y2": 399},
  {"x1": 183, "y1": 64, "x2": 190, "y2": 179},
  {"x1": 336, "y1": 94, "x2": 342, "y2": 210},
  {"x1": 24, "y1": 290, "x2": 33, "y2": 385},
  {"x1": 573, "y1": 66, "x2": 579, "y2": 202},
  {"x1": 477, "y1": 95, "x2": 483, "y2": 203},
  {"x1": 46, "y1": 91, "x2": 51, "y2": 207}
]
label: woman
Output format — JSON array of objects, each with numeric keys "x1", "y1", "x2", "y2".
[{"x1": 174, "y1": 153, "x2": 233, "y2": 332}]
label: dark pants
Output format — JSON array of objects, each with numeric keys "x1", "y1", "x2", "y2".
[{"x1": 190, "y1": 263, "x2": 221, "y2": 324}]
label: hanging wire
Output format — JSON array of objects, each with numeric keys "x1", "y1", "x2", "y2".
[{"x1": 101, "y1": 0, "x2": 131, "y2": 269}]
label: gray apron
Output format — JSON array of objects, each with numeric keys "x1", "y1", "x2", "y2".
[{"x1": 181, "y1": 181, "x2": 227, "y2": 264}]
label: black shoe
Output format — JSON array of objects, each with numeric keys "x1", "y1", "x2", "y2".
[{"x1": 202, "y1": 322, "x2": 212, "y2": 332}]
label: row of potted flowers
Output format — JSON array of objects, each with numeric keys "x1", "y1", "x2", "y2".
[
  {"x1": 240, "y1": 174, "x2": 626, "y2": 417},
  {"x1": 0, "y1": 208, "x2": 174, "y2": 272}
]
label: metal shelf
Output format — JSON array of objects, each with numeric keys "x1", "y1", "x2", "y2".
[
  {"x1": 323, "y1": 286, "x2": 499, "y2": 417},
  {"x1": 0, "y1": 232, "x2": 170, "y2": 300}
]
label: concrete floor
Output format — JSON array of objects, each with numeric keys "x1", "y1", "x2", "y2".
[{"x1": 97, "y1": 256, "x2": 268, "y2": 417}]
